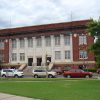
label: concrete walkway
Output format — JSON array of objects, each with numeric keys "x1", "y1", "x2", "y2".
[{"x1": 0, "y1": 93, "x2": 39, "y2": 100}]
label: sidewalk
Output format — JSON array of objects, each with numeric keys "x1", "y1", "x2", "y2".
[{"x1": 0, "y1": 93, "x2": 39, "y2": 100}]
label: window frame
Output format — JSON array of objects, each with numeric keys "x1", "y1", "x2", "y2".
[
  {"x1": 20, "y1": 53, "x2": 25, "y2": 61},
  {"x1": 12, "y1": 39, "x2": 17, "y2": 49},
  {"x1": 65, "y1": 50, "x2": 71, "y2": 59},
  {"x1": 45, "y1": 36, "x2": 51, "y2": 47},
  {"x1": 79, "y1": 50, "x2": 87, "y2": 59},
  {"x1": 0, "y1": 40, "x2": 4, "y2": 49},
  {"x1": 12, "y1": 53, "x2": 17, "y2": 61},
  {"x1": 28, "y1": 38, "x2": 33, "y2": 48},
  {"x1": 20, "y1": 38, "x2": 25, "y2": 48},
  {"x1": 0, "y1": 53, "x2": 4, "y2": 62},
  {"x1": 64, "y1": 35, "x2": 70, "y2": 45},
  {"x1": 55, "y1": 51, "x2": 61, "y2": 60},
  {"x1": 79, "y1": 35, "x2": 87, "y2": 45},
  {"x1": 36, "y1": 37, "x2": 42, "y2": 47},
  {"x1": 55, "y1": 36, "x2": 60, "y2": 46}
]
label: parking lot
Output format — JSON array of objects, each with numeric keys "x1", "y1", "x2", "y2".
[
  {"x1": 0, "y1": 72, "x2": 100, "y2": 79},
  {"x1": 0, "y1": 68, "x2": 100, "y2": 79}
]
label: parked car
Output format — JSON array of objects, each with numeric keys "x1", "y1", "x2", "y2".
[
  {"x1": 97, "y1": 68, "x2": 100, "y2": 74},
  {"x1": 63, "y1": 69, "x2": 93, "y2": 78},
  {"x1": 1, "y1": 69, "x2": 24, "y2": 78},
  {"x1": 32, "y1": 70, "x2": 57, "y2": 78},
  {"x1": 53, "y1": 69, "x2": 63, "y2": 75}
]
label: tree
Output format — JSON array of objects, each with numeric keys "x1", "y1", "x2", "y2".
[{"x1": 87, "y1": 18, "x2": 100, "y2": 67}]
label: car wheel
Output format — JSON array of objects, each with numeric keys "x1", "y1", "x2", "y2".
[
  {"x1": 14, "y1": 75, "x2": 19, "y2": 78},
  {"x1": 48, "y1": 74, "x2": 53, "y2": 78},
  {"x1": 67, "y1": 75, "x2": 71, "y2": 78},
  {"x1": 21, "y1": 75, "x2": 24, "y2": 78},
  {"x1": 2, "y1": 74, "x2": 6, "y2": 78},
  {"x1": 34, "y1": 75, "x2": 38, "y2": 78},
  {"x1": 85, "y1": 75, "x2": 90, "y2": 78},
  {"x1": 98, "y1": 72, "x2": 100, "y2": 74}
]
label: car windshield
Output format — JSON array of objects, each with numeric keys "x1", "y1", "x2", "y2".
[
  {"x1": 81, "y1": 70, "x2": 84, "y2": 72},
  {"x1": 13, "y1": 70, "x2": 22, "y2": 72},
  {"x1": 68, "y1": 69, "x2": 85, "y2": 72}
]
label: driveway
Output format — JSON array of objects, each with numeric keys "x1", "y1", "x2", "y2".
[{"x1": 0, "y1": 93, "x2": 40, "y2": 100}]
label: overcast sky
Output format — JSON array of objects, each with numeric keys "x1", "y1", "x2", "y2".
[{"x1": 0, "y1": 0, "x2": 100, "y2": 29}]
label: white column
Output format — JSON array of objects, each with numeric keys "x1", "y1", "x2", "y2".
[
  {"x1": 41, "y1": 36, "x2": 45, "y2": 66},
  {"x1": 60, "y1": 34, "x2": 64, "y2": 61},
  {"x1": 9, "y1": 39, "x2": 12, "y2": 63},
  {"x1": 51, "y1": 35, "x2": 55, "y2": 63},
  {"x1": 33, "y1": 37, "x2": 36, "y2": 66},
  {"x1": 24, "y1": 38, "x2": 27, "y2": 63},
  {"x1": 16, "y1": 38, "x2": 20, "y2": 63}
]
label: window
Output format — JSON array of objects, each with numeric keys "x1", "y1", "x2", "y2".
[
  {"x1": 79, "y1": 35, "x2": 87, "y2": 45},
  {"x1": 45, "y1": 36, "x2": 51, "y2": 46},
  {"x1": 36, "y1": 37, "x2": 42, "y2": 47},
  {"x1": 12, "y1": 53, "x2": 17, "y2": 61},
  {"x1": 0, "y1": 53, "x2": 4, "y2": 62},
  {"x1": 12, "y1": 39, "x2": 17, "y2": 49},
  {"x1": 65, "y1": 50, "x2": 70, "y2": 59},
  {"x1": 20, "y1": 53, "x2": 25, "y2": 61},
  {"x1": 28, "y1": 38, "x2": 33, "y2": 48},
  {"x1": 0, "y1": 40, "x2": 4, "y2": 49},
  {"x1": 55, "y1": 51, "x2": 61, "y2": 60},
  {"x1": 55, "y1": 36, "x2": 60, "y2": 46},
  {"x1": 64, "y1": 35, "x2": 70, "y2": 45},
  {"x1": 20, "y1": 38, "x2": 25, "y2": 48},
  {"x1": 79, "y1": 50, "x2": 87, "y2": 59}
]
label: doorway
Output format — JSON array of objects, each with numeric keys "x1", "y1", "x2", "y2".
[
  {"x1": 28, "y1": 58, "x2": 33, "y2": 66},
  {"x1": 37, "y1": 57, "x2": 42, "y2": 66},
  {"x1": 47, "y1": 57, "x2": 51, "y2": 62}
]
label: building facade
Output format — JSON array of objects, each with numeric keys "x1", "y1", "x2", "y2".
[{"x1": 0, "y1": 19, "x2": 95, "y2": 70}]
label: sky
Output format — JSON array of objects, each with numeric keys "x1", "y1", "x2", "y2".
[{"x1": 0, "y1": 0, "x2": 100, "y2": 29}]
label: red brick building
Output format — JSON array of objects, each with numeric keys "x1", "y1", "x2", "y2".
[{"x1": 0, "y1": 19, "x2": 95, "y2": 70}]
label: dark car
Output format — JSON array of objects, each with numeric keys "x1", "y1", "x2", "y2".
[
  {"x1": 63, "y1": 69, "x2": 93, "y2": 78},
  {"x1": 97, "y1": 68, "x2": 100, "y2": 74}
]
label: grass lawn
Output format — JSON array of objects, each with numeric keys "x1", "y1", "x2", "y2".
[{"x1": 0, "y1": 78, "x2": 100, "y2": 100}]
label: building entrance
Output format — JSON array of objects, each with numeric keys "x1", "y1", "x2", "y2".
[
  {"x1": 28, "y1": 58, "x2": 33, "y2": 66},
  {"x1": 37, "y1": 57, "x2": 42, "y2": 66},
  {"x1": 46, "y1": 57, "x2": 51, "y2": 65}
]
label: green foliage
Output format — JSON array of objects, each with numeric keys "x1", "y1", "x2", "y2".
[
  {"x1": 86, "y1": 68, "x2": 97, "y2": 72},
  {"x1": 87, "y1": 18, "x2": 100, "y2": 67},
  {"x1": 87, "y1": 18, "x2": 100, "y2": 37}
]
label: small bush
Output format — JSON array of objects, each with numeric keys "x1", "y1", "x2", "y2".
[{"x1": 86, "y1": 68, "x2": 97, "y2": 72}]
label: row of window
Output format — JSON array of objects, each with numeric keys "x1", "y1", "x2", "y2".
[
  {"x1": 12, "y1": 35, "x2": 71, "y2": 48},
  {"x1": 0, "y1": 35, "x2": 87, "y2": 49},
  {"x1": 12, "y1": 53, "x2": 25, "y2": 61},
  {"x1": 12, "y1": 35, "x2": 87, "y2": 48},
  {"x1": 11, "y1": 50, "x2": 71, "y2": 61},
  {"x1": 11, "y1": 50, "x2": 87, "y2": 61},
  {"x1": 55, "y1": 51, "x2": 71, "y2": 60}
]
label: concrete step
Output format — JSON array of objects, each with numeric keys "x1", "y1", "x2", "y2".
[{"x1": 23, "y1": 66, "x2": 33, "y2": 76}]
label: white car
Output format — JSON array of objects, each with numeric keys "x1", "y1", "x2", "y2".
[
  {"x1": 1, "y1": 69, "x2": 24, "y2": 78},
  {"x1": 32, "y1": 70, "x2": 57, "y2": 78}
]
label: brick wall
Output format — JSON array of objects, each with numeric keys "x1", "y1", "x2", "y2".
[
  {"x1": 4, "y1": 40, "x2": 9, "y2": 63},
  {"x1": 72, "y1": 33, "x2": 94, "y2": 62}
]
